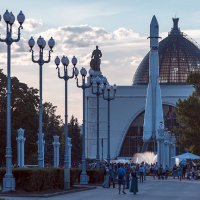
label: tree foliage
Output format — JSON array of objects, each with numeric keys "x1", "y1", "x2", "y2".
[
  {"x1": 0, "y1": 69, "x2": 82, "y2": 167},
  {"x1": 0, "y1": 70, "x2": 40, "y2": 165},
  {"x1": 68, "y1": 115, "x2": 82, "y2": 167},
  {"x1": 175, "y1": 72, "x2": 200, "y2": 154},
  {"x1": 0, "y1": 70, "x2": 64, "y2": 165}
]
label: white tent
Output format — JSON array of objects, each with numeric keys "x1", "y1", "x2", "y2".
[
  {"x1": 172, "y1": 152, "x2": 200, "y2": 160},
  {"x1": 110, "y1": 159, "x2": 130, "y2": 164}
]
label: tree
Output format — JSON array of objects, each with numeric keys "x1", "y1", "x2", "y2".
[
  {"x1": 68, "y1": 115, "x2": 82, "y2": 167},
  {"x1": 175, "y1": 72, "x2": 200, "y2": 154},
  {"x1": 0, "y1": 69, "x2": 82, "y2": 167},
  {"x1": 0, "y1": 70, "x2": 64, "y2": 165},
  {"x1": 42, "y1": 102, "x2": 64, "y2": 165},
  {"x1": 187, "y1": 72, "x2": 200, "y2": 95}
]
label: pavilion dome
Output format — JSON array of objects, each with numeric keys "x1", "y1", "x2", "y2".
[{"x1": 132, "y1": 18, "x2": 200, "y2": 85}]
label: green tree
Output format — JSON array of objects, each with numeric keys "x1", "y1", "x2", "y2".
[
  {"x1": 175, "y1": 72, "x2": 200, "y2": 154},
  {"x1": 0, "y1": 70, "x2": 64, "y2": 165},
  {"x1": 68, "y1": 115, "x2": 82, "y2": 167},
  {"x1": 187, "y1": 72, "x2": 200, "y2": 95},
  {"x1": 42, "y1": 102, "x2": 64, "y2": 166}
]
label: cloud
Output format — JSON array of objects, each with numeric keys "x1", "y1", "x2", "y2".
[
  {"x1": 112, "y1": 28, "x2": 140, "y2": 40},
  {"x1": 23, "y1": 18, "x2": 43, "y2": 33},
  {"x1": 3, "y1": 19, "x2": 200, "y2": 121},
  {"x1": 0, "y1": 21, "x2": 148, "y2": 121}
]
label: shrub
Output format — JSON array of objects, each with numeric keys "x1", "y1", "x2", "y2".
[
  {"x1": 87, "y1": 169, "x2": 104, "y2": 183},
  {"x1": 0, "y1": 168, "x2": 104, "y2": 191}
]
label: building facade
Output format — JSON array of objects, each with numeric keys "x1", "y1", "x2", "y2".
[{"x1": 85, "y1": 18, "x2": 200, "y2": 160}]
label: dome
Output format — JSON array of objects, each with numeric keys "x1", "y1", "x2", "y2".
[{"x1": 133, "y1": 18, "x2": 200, "y2": 84}]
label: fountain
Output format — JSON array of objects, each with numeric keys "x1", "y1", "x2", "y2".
[{"x1": 133, "y1": 152, "x2": 157, "y2": 164}]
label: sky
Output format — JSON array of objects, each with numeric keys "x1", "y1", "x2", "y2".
[{"x1": 1, "y1": 0, "x2": 200, "y2": 123}]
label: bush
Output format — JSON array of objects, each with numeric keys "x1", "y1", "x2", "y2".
[
  {"x1": 87, "y1": 169, "x2": 104, "y2": 183},
  {"x1": 71, "y1": 168, "x2": 81, "y2": 184},
  {"x1": 0, "y1": 168, "x2": 104, "y2": 191},
  {"x1": 0, "y1": 168, "x2": 64, "y2": 191}
]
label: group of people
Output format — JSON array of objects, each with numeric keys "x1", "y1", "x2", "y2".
[
  {"x1": 102, "y1": 162, "x2": 198, "y2": 194},
  {"x1": 101, "y1": 161, "x2": 200, "y2": 195},
  {"x1": 148, "y1": 162, "x2": 200, "y2": 181},
  {"x1": 150, "y1": 163, "x2": 170, "y2": 180},
  {"x1": 102, "y1": 163, "x2": 146, "y2": 195},
  {"x1": 172, "y1": 164, "x2": 200, "y2": 181}
]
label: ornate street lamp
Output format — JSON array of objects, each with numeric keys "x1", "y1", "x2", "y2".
[
  {"x1": 101, "y1": 84, "x2": 117, "y2": 164},
  {"x1": 91, "y1": 76, "x2": 107, "y2": 168},
  {"x1": 75, "y1": 67, "x2": 94, "y2": 184},
  {"x1": 0, "y1": 10, "x2": 25, "y2": 192},
  {"x1": 28, "y1": 35, "x2": 55, "y2": 168},
  {"x1": 54, "y1": 55, "x2": 77, "y2": 190}
]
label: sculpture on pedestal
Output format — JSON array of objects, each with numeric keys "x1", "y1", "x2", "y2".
[{"x1": 90, "y1": 46, "x2": 102, "y2": 72}]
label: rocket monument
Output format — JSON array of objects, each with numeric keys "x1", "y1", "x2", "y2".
[{"x1": 143, "y1": 16, "x2": 164, "y2": 145}]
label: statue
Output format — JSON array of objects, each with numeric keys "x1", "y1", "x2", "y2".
[{"x1": 90, "y1": 46, "x2": 102, "y2": 71}]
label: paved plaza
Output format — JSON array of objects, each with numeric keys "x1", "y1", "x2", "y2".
[{"x1": 2, "y1": 177, "x2": 200, "y2": 200}]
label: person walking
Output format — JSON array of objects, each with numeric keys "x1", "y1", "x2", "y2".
[
  {"x1": 125, "y1": 164, "x2": 131, "y2": 189},
  {"x1": 165, "y1": 164, "x2": 169, "y2": 180},
  {"x1": 139, "y1": 164, "x2": 144, "y2": 182},
  {"x1": 117, "y1": 164, "x2": 126, "y2": 194},
  {"x1": 109, "y1": 164, "x2": 116, "y2": 188},
  {"x1": 102, "y1": 165, "x2": 110, "y2": 188},
  {"x1": 178, "y1": 165, "x2": 183, "y2": 181},
  {"x1": 130, "y1": 169, "x2": 138, "y2": 195},
  {"x1": 172, "y1": 164, "x2": 177, "y2": 179}
]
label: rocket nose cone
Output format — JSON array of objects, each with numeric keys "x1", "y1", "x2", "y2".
[
  {"x1": 151, "y1": 15, "x2": 158, "y2": 26},
  {"x1": 150, "y1": 15, "x2": 159, "y2": 37}
]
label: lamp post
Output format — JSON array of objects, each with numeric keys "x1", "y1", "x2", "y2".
[
  {"x1": 28, "y1": 35, "x2": 55, "y2": 168},
  {"x1": 101, "y1": 84, "x2": 117, "y2": 164},
  {"x1": 91, "y1": 76, "x2": 107, "y2": 168},
  {"x1": 54, "y1": 55, "x2": 77, "y2": 190},
  {"x1": 75, "y1": 67, "x2": 94, "y2": 184},
  {"x1": 0, "y1": 10, "x2": 25, "y2": 192}
]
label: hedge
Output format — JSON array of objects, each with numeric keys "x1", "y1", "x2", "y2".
[{"x1": 0, "y1": 168, "x2": 104, "y2": 191}]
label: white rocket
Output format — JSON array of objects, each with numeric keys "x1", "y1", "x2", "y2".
[{"x1": 143, "y1": 15, "x2": 164, "y2": 142}]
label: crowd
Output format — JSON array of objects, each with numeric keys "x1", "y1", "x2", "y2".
[
  {"x1": 102, "y1": 162, "x2": 147, "y2": 195},
  {"x1": 100, "y1": 161, "x2": 200, "y2": 195},
  {"x1": 150, "y1": 162, "x2": 200, "y2": 181}
]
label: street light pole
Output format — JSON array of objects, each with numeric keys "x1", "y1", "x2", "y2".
[
  {"x1": 0, "y1": 10, "x2": 25, "y2": 192},
  {"x1": 28, "y1": 36, "x2": 55, "y2": 168},
  {"x1": 91, "y1": 76, "x2": 107, "y2": 168},
  {"x1": 75, "y1": 67, "x2": 94, "y2": 184},
  {"x1": 102, "y1": 84, "x2": 117, "y2": 164},
  {"x1": 54, "y1": 55, "x2": 77, "y2": 190}
]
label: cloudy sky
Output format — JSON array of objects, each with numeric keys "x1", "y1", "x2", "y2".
[{"x1": 1, "y1": 0, "x2": 200, "y2": 122}]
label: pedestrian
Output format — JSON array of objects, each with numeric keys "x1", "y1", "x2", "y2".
[
  {"x1": 172, "y1": 164, "x2": 177, "y2": 179},
  {"x1": 139, "y1": 164, "x2": 144, "y2": 182},
  {"x1": 109, "y1": 164, "x2": 116, "y2": 188},
  {"x1": 158, "y1": 164, "x2": 163, "y2": 180},
  {"x1": 125, "y1": 164, "x2": 131, "y2": 189},
  {"x1": 178, "y1": 165, "x2": 182, "y2": 181},
  {"x1": 117, "y1": 164, "x2": 126, "y2": 194},
  {"x1": 102, "y1": 165, "x2": 110, "y2": 188},
  {"x1": 153, "y1": 163, "x2": 158, "y2": 179},
  {"x1": 130, "y1": 168, "x2": 138, "y2": 195},
  {"x1": 165, "y1": 165, "x2": 169, "y2": 180}
]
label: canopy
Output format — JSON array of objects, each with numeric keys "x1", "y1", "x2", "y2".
[
  {"x1": 172, "y1": 152, "x2": 200, "y2": 160},
  {"x1": 110, "y1": 159, "x2": 130, "y2": 164}
]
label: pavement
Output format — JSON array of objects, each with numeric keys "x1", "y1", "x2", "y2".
[{"x1": 1, "y1": 177, "x2": 200, "y2": 200}]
